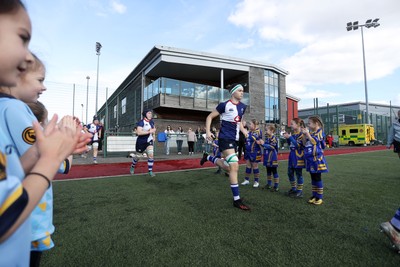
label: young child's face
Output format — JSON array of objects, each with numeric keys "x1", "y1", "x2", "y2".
[
  {"x1": 265, "y1": 126, "x2": 273, "y2": 136},
  {"x1": 307, "y1": 120, "x2": 319, "y2": 131},
  {"x1": 0, "y1": 6, "x2": 33, "y2": 87},
  {"x1": 249, "y1": 122, "x2": 256, "y2": 131},
  {"x1": 13, "y1": 66, "x2": 46, "y2": 103},
  {"x1": 290, "y1": 120, "x2": 299, "y2": 131}
]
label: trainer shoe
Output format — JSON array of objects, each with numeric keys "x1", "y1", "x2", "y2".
[
  {"x1": 200, "y1": 152, "x2": 209, "y2": 166},
  {"x1": 313, "y1": 198, "x2": 323, "y2": 205},
  {"x1": 253, "y1": 182, "x2": 259, "y2": 188},
  {"x1": 233, "y1": 199, "x2": 250, "y2": 211},
  {"x1": 380, "y1": 221, "x2": 400, "y2": 252},
  {"x1": 271, "y1": 187, "x2": 279, "y2": 192},
  {"x1": 93, "y1": 160, "x2": 98, "y2": 164},
  {"x1": 308, "y1": 197, "x2": 316, "y2": 204},
  {"x1": 293, "y1": 191, "x2": 303, "y2": 198},
  {"x1": 263, "y1": 184, "x2": 272, "y2": 190},
  {"x1": 286, "y1": 189, "x2": 297, "y2": 196},
  {"x1": 130, "y1": 166, "x2": 135, "y2": 175},
  {"x1": 148, "y1": 171, "x2": 156, "y2": 177},
  {"x1": 241, "y1": 180, "x2": 250, "y2": 185}
]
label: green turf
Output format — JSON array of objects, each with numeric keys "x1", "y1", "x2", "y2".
[{"x1": 43, "y1": 150, "x2": 400, "y2": 266}]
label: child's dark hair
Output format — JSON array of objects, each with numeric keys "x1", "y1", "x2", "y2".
[
  {"x1": 27, "y1": 101, "x2": 48, "y2": 124},
  {"x1": 308, "y1": 115, "x2": 324, "y2": 129},
  {"x1": 0, "y1": 0, "x2": 25, "y2": 14},
  {"x1": 292, "y1": 118, "x2": 305, "y2": 128}
]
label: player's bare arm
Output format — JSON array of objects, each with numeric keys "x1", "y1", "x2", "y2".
[{"x1": 205, "y1": 110, "x2": 219, "y2": 141}]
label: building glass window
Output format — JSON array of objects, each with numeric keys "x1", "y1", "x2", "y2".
[
  {"x1": 121, "y1": 97, "x2": 126, "y2": 114},
  {"x1": 264, "y1": 70, "x2": 280, "y2": 123},
  {"x1": 113, "y1": 105, "x2": 117, "y2": 119}
]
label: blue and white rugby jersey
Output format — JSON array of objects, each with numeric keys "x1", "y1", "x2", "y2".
[
  {"x1": 0, "y1": 130, "x2": 30, "y2": 266},
  {"x1": 216, "y1": 100, "x2": 247, "y2": 141},
  {"x1": 0, "y1": 94, "x2": 63, "y2": 251},
  {"x1": 136, "y1": 118, "x2": 155, "y2": 144}
]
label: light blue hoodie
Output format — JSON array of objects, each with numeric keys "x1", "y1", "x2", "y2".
[{"x1": 387, "y1": 119, "x2": 400, "y2": 146}]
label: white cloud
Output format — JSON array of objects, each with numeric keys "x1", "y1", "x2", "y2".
[
  {"x1": 229, "y1": 0, "x2": 400, "y2": 88},
  {"x1": 232, "y1": 38, "x2": 254, "y2": 49},
  {"x1": 110, "y1": 0, "x2": 127, "y2": 14}
]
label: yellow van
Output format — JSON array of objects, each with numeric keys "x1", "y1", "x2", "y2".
[{"x1": 338, "y1": 124, "x2": 375, "y2": 146}]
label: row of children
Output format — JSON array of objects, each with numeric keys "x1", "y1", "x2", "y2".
[
  {"x1": 0, "y1": 2, "x2": 92, "y2": 266},
  {"x1": 202, "y1": 116, "x2": 328, "y2": 206}
]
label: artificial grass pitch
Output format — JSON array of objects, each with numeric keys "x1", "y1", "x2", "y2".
[{"x1": 43, "y1": 150, "x2": 399, "y2": 266}]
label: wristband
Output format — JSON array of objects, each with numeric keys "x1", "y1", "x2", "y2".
[{"x1": 27, "y1": 172, "x2": 51, "y2": 189}]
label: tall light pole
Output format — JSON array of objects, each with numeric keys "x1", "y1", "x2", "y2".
[
  {"x1": 346, "y1": 18, "x2": 380, "y2": 124},
  {"x1": 95, "y1": 42, "x2": 102, "y2": 116},
  {"x1": 86, "y1": 76, "x2": 90, "y2": 124}
]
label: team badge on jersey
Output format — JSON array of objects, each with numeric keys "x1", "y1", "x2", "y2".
[
  {"x1": 0, "y1": 151, "x2": 6, "y2": 180},
  {"x1": 22, "y1": 127, "x2": 36, "y2": 145}
]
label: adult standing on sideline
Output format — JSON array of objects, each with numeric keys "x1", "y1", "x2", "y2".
[
  {"x1": 195, "y1": 126, "x2": 204, "y2": 153},
  {"x1": 164, "y1": 125, "x2": 174, "y2": 155},
  {"x1": 187, "y1": 127, "x2": 197, "y2": 155},
  {"x1": 386, "y1": 110, "x2": 400, "y2": 159},
  {"x1": 201, "y1": 84, "x2": 250, "y2": 210},
  {"x1": 176, "y1": 126, "x2": 184, "y2": 155},
  {"x1": 130, "y1": 110, "x2": 157, "y2": 177},
  {"x1": 97, "y1": 122, "x2": 104, "y2": 151}
]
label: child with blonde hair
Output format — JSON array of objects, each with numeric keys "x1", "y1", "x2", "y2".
[
  {"x1": 241, "y1": 119, "x2": 262, "y2": 188},
  {"x1": 259, "y1": 124, "x2": 280, "y2": 191},
  {"x1": 283, "y1": 118, "x2": 306, "y2": 198},
  {"x1": 302, "y1": 115, "x2": 328, "y2": 205}
]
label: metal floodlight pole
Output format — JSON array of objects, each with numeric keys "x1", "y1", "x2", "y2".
[
  {"x1": 95, "y1": 42, "x2": 102, "y2": 116},
  {"x1": 346, "y1": 18, "x2": 380, "y2": 125},
  {"x1": 86, "y1": 76, "x2": 90, "y2": 124},
  {"x1": 360, "y1": 26, "x2": 369, "y2": 124}
]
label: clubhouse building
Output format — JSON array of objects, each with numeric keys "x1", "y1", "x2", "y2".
[{"x1": 98, "y1": 45, "x2": 294, "y2": 133}]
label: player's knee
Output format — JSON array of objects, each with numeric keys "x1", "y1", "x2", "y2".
[
  {"x1": 226, "y1": 153, "x2": 239, "y2": 164},
  {"x1": 92, "y1": 142, "x2": 99, "y2": 148}
]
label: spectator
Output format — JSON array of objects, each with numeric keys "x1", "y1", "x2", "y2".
[
  {"x1": 187, "y1": 128, "x2": 197, "y2": 155},
  {"x1": 326, "y1": 132, "x2": 334, "y2": 148},
  {"x1": 164, "y1": 125, "x2": 174, "y2": 155},
  {"x1": 176, "y1": 126, "x2": 184, "y2": 155},
  {"x1": 386, "y1": 110, "x2": 400, "y2": 160},
  {"x1": 98, "y1": 122, "x2": 104, "y2": 151},
  {"x1": 195, "y1": 126, "x2": 204, "y2": 153}
]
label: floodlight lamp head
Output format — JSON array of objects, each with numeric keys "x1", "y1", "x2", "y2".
[
  {"x1": 353, "y1": 21, "x2": 359, "y2": 30},
  {"x1": 96, "y1": 42, "x2": 102, "y2": 55},
  {"x1": 346, "y1": 22, "x2": 353, "y2": 31},
  {"x1": 373, "y1": 18, "x2": 380, "y2": 28}
]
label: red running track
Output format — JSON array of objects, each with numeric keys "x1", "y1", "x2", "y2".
[{"x1": 55, "y1": 146, "x2": 386, "y2": 180}]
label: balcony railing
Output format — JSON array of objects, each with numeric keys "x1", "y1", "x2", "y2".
[{"x1": 144, "y1": 77, "x2": 249, "y2": 105}]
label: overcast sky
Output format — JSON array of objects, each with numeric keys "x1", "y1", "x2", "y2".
[{"x1": 26, "y1": 0, "x2": 400, "y2": 120}]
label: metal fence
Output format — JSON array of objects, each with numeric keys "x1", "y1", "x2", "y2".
[{"x1": 299, "y1": 100, "x2": 399, "y2": 144}]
